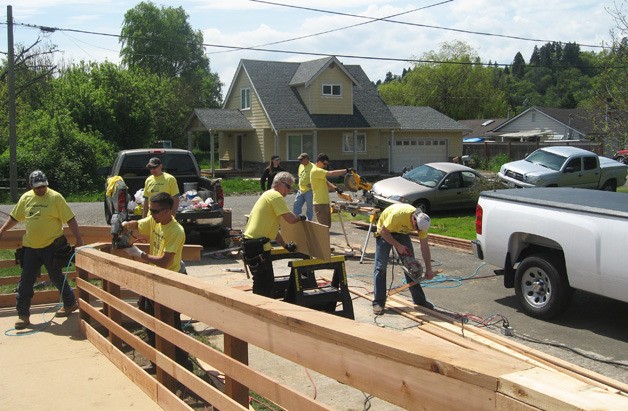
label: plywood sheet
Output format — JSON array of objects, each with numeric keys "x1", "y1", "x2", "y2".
[{"x1": 280, "y1": 220, "x2": 331, "y2": 261}]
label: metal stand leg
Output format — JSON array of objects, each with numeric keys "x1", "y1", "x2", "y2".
[{"x1": 359, "y1": 220, "x2": 374, "y2": 263}]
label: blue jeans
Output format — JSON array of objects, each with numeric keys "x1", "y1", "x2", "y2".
[
  {"x1": 16, "y1": 244, "x2": 76, "y2": 317},
  {"x1": 373, "y1": 233, "x2": 427, "y2": 308},
  {"x1": 292, "y1": 189, "x2": 313, "y2": 220}
]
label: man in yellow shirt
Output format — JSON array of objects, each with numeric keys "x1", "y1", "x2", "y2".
[
  {"x1": 0, "y1": 170, "x2": 84, "y2": 330},
  {"x1": 243, "y1": 171, "x2": 306, "y2": 297},
  {"x1": 292, "y1": 152, "x2": 314, "y2": 220},
  {"x1": 142, "y1": 157, "x2": 179, "y2": 218},
  {"x1": 121, "y1": 191, "x2": 189, "y2": 367},
  {"x1": 372, "y1": 204, "x2": 435, "y2": 315},
  {"x1": 310, "y1": 153, "x2": 349, "y2": 227}
]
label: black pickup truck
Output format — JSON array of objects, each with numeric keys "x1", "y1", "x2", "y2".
[{"x1": 102, "y1": 148, "x2": 232, "y2": 246}]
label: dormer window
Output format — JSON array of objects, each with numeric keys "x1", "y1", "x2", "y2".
[
  {"x1": 322, "y1": 84, "x2": 341, "y2": 97},
  {"x1": 241, "y1": 88, "x2": 251, "y2": 110}
]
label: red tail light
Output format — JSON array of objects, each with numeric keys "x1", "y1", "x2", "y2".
[
  {"x1": 215, "y1": 181, "x2": 224, "y2": 208},
  {"x1": 475, "y1": 204, "x2": 483, "y2": 235},
  {"x1": 117, "y1": 187, "x2": 128, "y2": 213}
]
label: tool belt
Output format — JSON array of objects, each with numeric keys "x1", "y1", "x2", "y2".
[
  {"x1": 52, "y1": 235, "x2": 75, "y2": 270},
  {"x1": 14, "y1": 247, "x2": 25, "y2": 267},
  {"x1": 242, "y1": 237, "x2": 270, "y2": 268}
]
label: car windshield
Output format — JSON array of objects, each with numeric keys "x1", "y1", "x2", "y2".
[
  {"x1": 524, "y1": 150, "x2": 567, "y2": 171},
  {"x1": 403, "y1": 165, "x2": 446, "y2": 188}
]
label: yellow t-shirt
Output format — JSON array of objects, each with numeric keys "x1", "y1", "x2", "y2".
[
  {"x1": 10, "y1": 188, "x2": 75, "y2": 248},
  {"x1": 143, "y1": 172, "x2": 179, "y2": 199},
  {"x1": 244, "y1": 190, "x2": 290, "y2": 251},
  {"x1": 137, "y1": 216, "x2": 185, "y2": 272},
  {"x1": 376, "y1": 204, "x2": 428, "y2": 239},
  {"x1": 297, "y1": 162, "x2": 313, "y2": 192},
  {"x1": 310, "y1": 165, "x2": 330, "y2": 205}
]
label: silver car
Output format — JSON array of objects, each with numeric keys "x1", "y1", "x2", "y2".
[{"x1": 371, "y1": 162, "x2": 484, "y2": 213}]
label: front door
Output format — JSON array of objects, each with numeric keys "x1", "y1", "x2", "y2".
[{"x1": 236, "y1": 134, "x2": 243, "y2": 169}]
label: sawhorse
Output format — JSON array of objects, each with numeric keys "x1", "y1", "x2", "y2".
[{"x1": 283, "y1": 255, "x2": 355, "y2": 319}]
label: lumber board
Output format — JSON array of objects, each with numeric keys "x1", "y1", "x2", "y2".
[
  {"x1": 0, "y1": 258, "x2": 16, "y2": 268},
  {"x1": 280, "y1": 219, "x2": 331, "y2": 261}
]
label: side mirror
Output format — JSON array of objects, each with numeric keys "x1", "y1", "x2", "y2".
[{"x1": 564, "y1": 167, "x2": 574, "y2": 173}]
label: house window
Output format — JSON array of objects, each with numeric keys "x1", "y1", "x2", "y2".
[
  {"x1": 288, "y1": 134, "x2": 314, "y2": 160},
  {"x1": 342, "y1": 133, "x2": 366, "y2": 153},
  {"x1": 322, "y1": 84, "x2": 341, "y2": 97},
  {"x1": 241, "y1": 88, "x2": 251, "y2": 110}
]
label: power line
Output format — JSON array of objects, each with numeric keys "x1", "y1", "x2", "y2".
[
  {"x1": 249, "y1": 0, "x2": 604, "y2": 49},
  {"x1": 3, "y1": 21, "x2": 620, "y2": 70},
  {"x1": 209, "y1": 0, "x2": 452, "y2": 55}
]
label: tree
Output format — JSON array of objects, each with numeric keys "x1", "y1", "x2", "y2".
[
  {"x1": 512, "y1": 52, "x2": 526, "y2": 78},
  {"x1": 378, "y1": 41, "x2": 507, "y2": 119},
  {"x1": 120, "y1": 1, "x2": 222, "y2": 108}
]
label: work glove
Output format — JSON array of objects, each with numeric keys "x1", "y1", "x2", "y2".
[
  {"x1": 299, "y1": 214, "x2": 307, "y2": 221},
  {"x1": 335, "y1": 187, "x2": 344, "y2": 195},
  {"x1": 124, "y1": 245, "x2": 143, "y2": 258},
  {"x1": 284, "y1": 242, "x2": 297, "y2": 253}
]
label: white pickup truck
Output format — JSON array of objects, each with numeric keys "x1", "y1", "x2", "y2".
[
  {"x1": 498, "y1": 146, "x2": 627, "y2": 191},
  {"x1": 472, "y1": 187, "x2": 628, "y2": 319}
]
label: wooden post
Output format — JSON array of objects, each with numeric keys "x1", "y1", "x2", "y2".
[
  {"x1": 154, "y1": 302, "x2": 177, "y2": 392},
  {"x1": 105, "y1": 281, "x2": 122, "y2": 349},
  {"x1": 77, "y1": 267, "x2": 90, "y2": 325},
  {"x1": 224, "y1": 334, "x2": 249, "y2": 407}
]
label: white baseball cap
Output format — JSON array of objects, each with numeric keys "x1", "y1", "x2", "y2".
[{"x1": 413, "y1": 210, "x2": 431, "y2": 231}]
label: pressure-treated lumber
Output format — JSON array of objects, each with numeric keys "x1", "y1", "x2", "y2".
[{"x1": 75, "y1": 246, "x2": 628, "y2": 410}]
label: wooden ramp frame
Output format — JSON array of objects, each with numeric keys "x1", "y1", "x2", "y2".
[{"x1": 70, "y1": 245, "x2": 627, "y2": 410}]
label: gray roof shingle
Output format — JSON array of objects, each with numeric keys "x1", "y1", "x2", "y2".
[
  {"x1": 192, "y1": 108, "x2": 253, "y2": 131},
  {"x1": 242, "y1": 59, "x2": 399, "y2": 131},
  {"x1": 388, "y1": 106, "x2": 467, "y2": 131}
]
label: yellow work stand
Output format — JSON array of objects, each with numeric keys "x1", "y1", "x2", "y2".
[{"x1": 282, "y1": 255, "x2": 355, "y2": 320}]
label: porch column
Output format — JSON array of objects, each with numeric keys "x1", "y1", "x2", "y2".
[
  {"x1": 210, "y1": 129, "x2": 215, "y2": 176},
  {"x1": 353, "y1": 130, "x2": 358, "y2": 170},
  {"x1": 390, "y1": 130, "x2": 395, "y2": 174}
]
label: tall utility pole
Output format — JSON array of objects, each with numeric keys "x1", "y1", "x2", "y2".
[{"x1": 7, "y1": 5, "x2": 18, "y2": 202}]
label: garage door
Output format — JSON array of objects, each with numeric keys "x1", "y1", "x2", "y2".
[{"x1": 391, "y1": 138, "x2": 448, "y2": 173}]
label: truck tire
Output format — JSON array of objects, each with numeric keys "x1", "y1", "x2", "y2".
[
  {"x1": 600, "y1": 180, "x2": 617, "y2": 192},
  {"x1": 514, "y1": 253, "x2": 573, "y2": 320}
]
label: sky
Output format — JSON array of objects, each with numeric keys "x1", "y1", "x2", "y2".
[{"x1": 1, "y1": 0, "x2": 623, "y2": 99}]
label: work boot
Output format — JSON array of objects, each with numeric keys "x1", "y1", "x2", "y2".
[
  {"x1": 15, "y1": 315, "x2": 30, "y2": 330},
  {"x1": 372, "y1": 304, "x2": 385, "y2": 315},
  {"x1": 56, "y1": 302, "x2": 79, "y2": 317},
  {"x1": 417, "y1": 300, "x2": 435, "y2": 310}
]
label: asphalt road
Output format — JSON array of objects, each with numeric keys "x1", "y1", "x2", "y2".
[{"x1": 2, "y1": 194, "x2": 627, "y2": 385}]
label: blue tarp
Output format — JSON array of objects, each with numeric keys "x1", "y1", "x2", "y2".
[{"x1": 463, "y1": 137, "x2": 485, "y2": 143}]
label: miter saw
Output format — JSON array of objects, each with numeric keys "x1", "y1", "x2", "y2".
[{"x1": 342, "y1": 169, "x2": 374, "y2": 204}]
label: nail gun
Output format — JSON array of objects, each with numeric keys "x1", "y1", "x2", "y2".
[{"x1": 111, "y1": 212, "x2": 132, "y2": 249}]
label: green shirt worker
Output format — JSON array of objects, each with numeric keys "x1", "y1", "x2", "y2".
[
  {"x1": 292, "y1": 152, "x2": 314, "y2": 220},
  {"x1": 372, "y1": 204, "x2": 435, "y2": 315},
  {"x1": 243, "y1": 171, "x2": 306, "y2": 297},
  {"x1": 0, "y1": 170, "x2": 84, "y2": 330},
  {"x1": 310, "y1": 153, "x2": 349, "y2": 227},
  {"x1": 142, "y1": 157, "x2": 179, "y2": 218}
]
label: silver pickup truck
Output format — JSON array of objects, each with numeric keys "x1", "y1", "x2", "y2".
[
  {"x1": 498, "y1": 146, "x2": 627, "y2": 191},
  {"x1": 472, "y1": 187, "x2": 628, "y2": 319}
]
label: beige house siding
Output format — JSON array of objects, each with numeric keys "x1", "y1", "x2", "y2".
[
  {"x1": 294, "y1": 85, "x2": 311, "y2": 111},
  {"x1": 308, "y1": 67, "x2": 353, "y2": 115}
]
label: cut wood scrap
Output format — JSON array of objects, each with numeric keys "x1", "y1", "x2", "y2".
[{"x1": 388, "y1": 269, "x2": 444, "y2": 296}]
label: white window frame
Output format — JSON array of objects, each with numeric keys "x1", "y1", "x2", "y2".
[
  {"x1": 342, "y1": 133, "x2": 366, "y2": 153},
  {"x1": 322, "y1": 84, "x2": 342, "y2": 97},
  {"x1": 240, "y1": 88, "x2": 251, "y2": 110}
]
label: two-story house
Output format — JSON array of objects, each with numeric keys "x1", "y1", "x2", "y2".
[{"x1": 183, "y1": 56, "x2": 467, "y2": 174}]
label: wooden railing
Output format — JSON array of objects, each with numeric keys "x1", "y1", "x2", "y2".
[{"x1": 71, "y1": 244, "x2": 627, "y2": 410}]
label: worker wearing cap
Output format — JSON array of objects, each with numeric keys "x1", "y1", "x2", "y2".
[
  {"x1": 292, "y1": 152, "x2": 314, "y2": 220},
  {"x1": 0, "y1": 170, "x2": 84, "y2": 330},
  {"x1": 372, "y1": 204, "x2": 435, "y2": 315},
  {"x1": 243, "y1": 171, "x2": 306, "y2": 297},
  {"x1": 142, "y1": 157, "x2": 179, "y2": 218},
  {"x1": 310, "y1": 153, "x2": 349, "y2": 227}
]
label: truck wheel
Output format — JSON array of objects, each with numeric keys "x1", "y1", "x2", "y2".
[
  {"x1": 514, "y1": 254, "x2": 573, "y2": 320},
  {"x1": 600, "y1": 180, "x2": 617, "y2": 192},
  {"x1": 412, "y1": 200, "x2": 430, "y2": 213}
]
